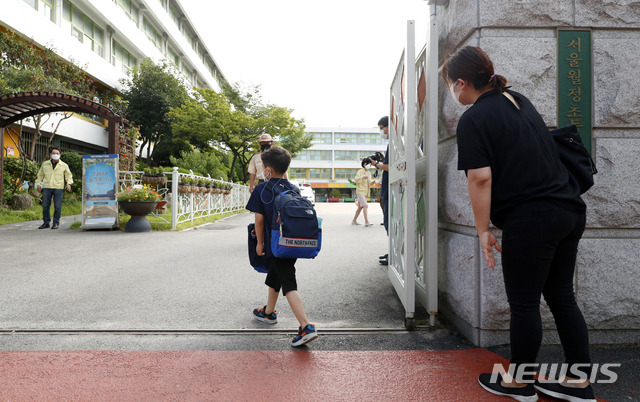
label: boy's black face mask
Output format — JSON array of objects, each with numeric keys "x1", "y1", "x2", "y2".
[{"x1": 260, "y1": 144, "x2": 271, "y2": 151}]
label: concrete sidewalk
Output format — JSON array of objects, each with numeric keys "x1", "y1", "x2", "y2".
[{"x1": 0, "y1": 214, "x2": 82, "y2": 230}]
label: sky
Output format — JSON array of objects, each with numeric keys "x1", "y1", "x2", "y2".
[{"x1": 180, "y1": 0, "x2": 430, "y2": 129}]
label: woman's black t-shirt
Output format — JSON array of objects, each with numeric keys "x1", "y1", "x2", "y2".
[{"x1": 456, "y1": 89, "x2": 585, "y2": 229}]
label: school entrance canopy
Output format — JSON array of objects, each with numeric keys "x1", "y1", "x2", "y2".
[{"x1": 0, "y1": 91, "x2": 124, "y2": 205}]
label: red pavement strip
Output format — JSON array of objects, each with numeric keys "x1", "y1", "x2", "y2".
[{"x1": 0, "y1": 348, "x2": 606, "y2": 401}]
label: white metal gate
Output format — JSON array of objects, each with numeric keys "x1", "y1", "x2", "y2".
[{"x1": 388, "y1": 4, "x2": 440, "y2": 329}]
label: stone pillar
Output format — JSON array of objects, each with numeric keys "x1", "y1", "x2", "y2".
[{"x1": 437, "y1": 0, "x2": 640, "y2": 347}]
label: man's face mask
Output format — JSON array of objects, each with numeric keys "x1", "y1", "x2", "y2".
[
  {"x1": 260, "y1": 143, "x2": 271, "y2": 152},
  {"x1": 51, "y1": 154, "x2": 60, "y2": 160},
  {"x1": 448, "y1": 81, "x2": 463, "y2": 107}
]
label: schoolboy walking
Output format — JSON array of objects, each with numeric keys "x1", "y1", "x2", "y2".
[{"x1": 245, "y1": 146, "x2": 318, "y2": 347}]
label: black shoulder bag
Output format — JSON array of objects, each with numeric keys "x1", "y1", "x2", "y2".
[{"x1": 550, "y1": 124, "x2": 598, "y2": 194}]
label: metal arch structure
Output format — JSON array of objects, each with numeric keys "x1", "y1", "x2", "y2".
[
  {"x1": 0, "y1": 91, "x2": 124, "y2": 206},
  {"x1": 388, "y1": 3, "x2": 440, "y2": 329},
  {"x1": 0, "y1": 92, "x2": 124, "y2": 152}
]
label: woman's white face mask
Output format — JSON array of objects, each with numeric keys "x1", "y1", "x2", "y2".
[{"x1": 448, "y1": 81, "x2": 464, "y2": 107}]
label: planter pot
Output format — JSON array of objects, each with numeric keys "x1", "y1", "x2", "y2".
[
  {"x1": 141, "y1": 175, "x2": 167, "y2": 185},
  {"x1": 178, "y1": 184, "x2": 190, "y2": 193},
  {"x1": 119, "y1": 201, "x2": 158, "y2": 232}
]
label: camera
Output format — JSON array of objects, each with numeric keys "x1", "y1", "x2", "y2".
[{"x1": 361, "y1": 151, "x2": 384, "y2": 168}]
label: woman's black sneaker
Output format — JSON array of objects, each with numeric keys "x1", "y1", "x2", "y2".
[
  {"x1": 478, "y1": 373, "x2": 538, "y2": 402},
  {"x1": 534, "y1": 381, "x2": 596, "y2": 402}
]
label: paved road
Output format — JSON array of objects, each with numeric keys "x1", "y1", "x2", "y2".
[{"x1": 0, "y1": 203, "x2": 636, "y2": 401}]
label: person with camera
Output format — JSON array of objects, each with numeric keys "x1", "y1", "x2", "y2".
[
  {"x1": 352, "y1": 159, "x2": 374, "y2": 226},
  {"x1": 376, "y1": 116, "x2": 390, "y2": 265}
]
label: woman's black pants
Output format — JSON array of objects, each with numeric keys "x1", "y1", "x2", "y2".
[{"x1": 501, "y1": 199, "x2": 590, "y2": 378}]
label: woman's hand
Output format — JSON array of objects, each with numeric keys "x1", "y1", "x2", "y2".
[{"x1": 478, "y1": 230, "x2": 502, "y2": 269}]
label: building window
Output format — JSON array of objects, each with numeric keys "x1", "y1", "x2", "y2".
[
  {"x1": 294, "y1": 151, "x2": 308, "y2": 161},
  {"x1": 334, "y1": 150, "x2": 357, "y2": 161},
  {"x1": 143, "y1": 17, "x2": 162, "y2": 50},
  {"x1": 24, "y1": 0, "x2": 54, "y2": 21},
  {"x1": 289, "y1": 168, "x2": 307, "y2": 180},
  {"x1": 308, "y1": 150, "x2": 332, "y2": 161},
  {"x1": 63, "y1": 1, "x2": 104, "y2": 57},
  {"x1": 334, "y1": 168, "x2": 358, "y2": 179},
  {"x1": 112, "y1": 40, "x2": 137, "y2": 73},
  {"x1": 335, "y1": 133, "x2": 358, "y2": 144},
  {"x1": 181, "y1": 25, "x2": 196, "y2": 49},
  {"x1": 359, "y1": 150, "x2": 381, "y2": 160},
  {"x1": 310, "y1": 132, "x2": 332, "y2": 144},
  {"x1": 181, "y1": 63, "x2": 194, "y2": 84},
  {"x1": 117, "y1": 0, "x2": 139, "y2": 27},
  {"x1": 309, "y1": 168, "x2": 331, "y2": 179},
  {"x1": 169, "y1": 5, "x2": 181, "y2": 27},
  {"x1": 359, "y1": 133, "x2": 383, "y2": 145},
  {"x1": 167, "y1": 46, "x2": 179, "y2": 66}
]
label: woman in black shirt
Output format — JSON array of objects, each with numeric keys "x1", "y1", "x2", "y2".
[{"x1": 442, "y1": 46, "x2": 594, "y2": 402}]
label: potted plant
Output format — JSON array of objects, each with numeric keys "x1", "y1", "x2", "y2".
[
  {"x1": 141, "y1": 166, "x2": 167, "y2": 185},
  {"x1": 223, "y1": 183, "x2": 232, "y2": 195},
  {"x1": 116, "y1": 185, "x2": 162, "y2": 232},
  {"x1": 178, "y1": 176, "x2": 191, "y2": 193},
  {"x1": 329, "y1": 188, "x2": 341, "y2": 202}
]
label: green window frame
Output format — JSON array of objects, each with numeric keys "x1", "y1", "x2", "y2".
[
  {"x1": 309, "y1": 168, "x2": 331, "y2": 179},
  {"x1": 334, "y1": 150, "x2": 357, "y2": 161},
  {"x1": 359, "y1": 133, "x2": 382, "y2": 145},
  {"x1": 334, "y1": 168, "x2": 358, "y2": 179},
  {"x1": 310, "y1": 133, "x2": 332, "y2": 144},
  {"x1": 117, "y1": 0, "x2": 139, "y2": 27},
  {"x1": 63, "y1": 1, "x2": 104, "y2": 57},
  {"x1": 289, "y1": 168, "x2": 308, "y2": 180},
  {"x1": 181, "y1": 63, "x2": 194, "y2": 83},
  {"x1": 335, "y1": 133, "x2": 358, "y2": 144},
  {"x1": 143, "y1": 17, "x2": 162, "y2": 50},
  {"x1": 112, "y1": 40, "x2": 137, "y2": 73},
  {"x1": 294, "y1": 151, "x2": 308, "y2": 161},
  {"x1": 167, "y1": 46, "x2": 179, "y2": 67},
  {"x1": 169, "y1": 5, "x2": 180, "y2": 27},
  {"x1": 308, "y1": 150, "x2": 332, "y2": 161}
]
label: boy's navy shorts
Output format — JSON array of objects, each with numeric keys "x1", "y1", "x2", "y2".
[{"x1": 265, "y1": 257, "x2": 297, "y2": 294}]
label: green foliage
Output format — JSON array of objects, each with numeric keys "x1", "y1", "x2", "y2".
[
  {"x1": 61, "y1": 152, "x2": 83, "y2": 194},
  {"x1": 330, "y1": 189, "x2": 342, "y2": 198},
  {"x1": 116, "y1": 186, "x2": 162, "y2": 202},
  {"x1": 120, "y1": 58, "x2": 190, "y2": 163},
  {"x1": 0, "y1": 30, "x2": 95, "y2": 97},
  {"x1": 2, "y1": 157, "x2": 38, "y2": 200},
  {"x1": 169, "y1": 149, "x2": 228, "y2": 181}
]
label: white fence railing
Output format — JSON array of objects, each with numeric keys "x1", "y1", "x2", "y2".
[{"x1": 119, "y1": 167, "x2": 250, "y2": 230}]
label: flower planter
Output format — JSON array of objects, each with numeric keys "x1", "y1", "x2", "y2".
[
  {"x1": 141, "y1": 175, "x2": 167, "y2": 185},
  {"x1": 119, "y1": 201, "x2": 158, "y2": 232},
  {"x1": 178, "y1": 184, "x2": 191, "y2": 193}
]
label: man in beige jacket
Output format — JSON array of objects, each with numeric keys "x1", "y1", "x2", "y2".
[{"x1": 36, "y1": 147, "x2": 73, "y2": 229}]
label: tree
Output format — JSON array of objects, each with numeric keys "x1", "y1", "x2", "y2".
[
  {"x1": 0, "y1": 30, "x2": 97, "y2": 199},
  {"x1": 120, "y1": 58, "x2": 190, "y2": 164},
  {"x1": 169, "y1": 149, "x2": 228, "y2": 180},
  {"x1": 221, "y1": 84, "x2": 313, "y2": 182},
  {"x1": 169, "y1": 87, "x2": 253, "y2": 181}
]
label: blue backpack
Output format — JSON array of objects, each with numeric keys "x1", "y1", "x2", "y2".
[{"x1": 269, "y1": 185, "x2": 321, "y2": 259}]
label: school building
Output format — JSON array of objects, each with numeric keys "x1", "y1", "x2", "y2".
[
  {"x1": 289, "y1": 127, "x2": 388, "y2": 202},
  {"x1": 1, "y1": 0, "x2": 227, "y2": 161}
]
